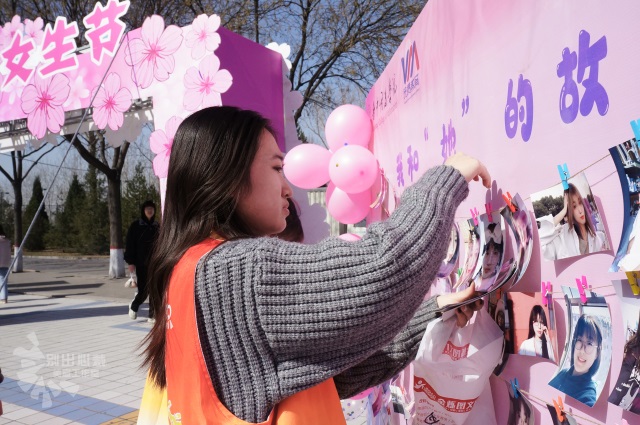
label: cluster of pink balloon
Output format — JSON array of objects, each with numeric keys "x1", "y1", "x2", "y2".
[{"x1": 283, "y1": 104, "x2": 378, "y2": 224}]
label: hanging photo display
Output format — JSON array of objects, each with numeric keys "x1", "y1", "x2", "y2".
[
  {"x1": 500, "y1": 193, "x2": 534, "y2": 286},
  {"x1": 545, "y1": 404, "x2": 577, "y2": 425},
  {"x1": 488, "y1": 288, "x2": 511, "y2": 375},
  {"x1": 510, "y1": 292, "x2": 558, "y2": 363},
  {"x1": 531, "y1": 172, "x2": 609, "y2": 262},
  {"x1": 438, "y1": 224, "x2": 461, "y2": 283},
  {"x1": 506, "y1": 381, "x2": 534, "y2": 425},
  {"x1": 548, "y1": 287, "x2": 612, "y2": 407},
  {"x1": 454, "y1": 218, "x2": 481, "y2": 290},
  {"x1": 610, "y1": 139, "x2": 640, "y2": 272},
  {"x1": 608, "y1": 279, "x2": 640, "y2": 415},
  {"x1": 473, "y1": 211, "x2": 506, "y2": 292}
]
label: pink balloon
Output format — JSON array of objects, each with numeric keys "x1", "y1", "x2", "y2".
[
  {"x1": 283, "y1": 144, "x2": 331, "y2": 189},
  {"x1": 329, "y1": 145, "x2": 378, "y2": 194},
  {"x1": 325, "y1": 104, "x2": 372, "y2": 152},
  {"x1": 326, "y1": 182, "x2": 371, "y2": 224},
  {"x1": 338, "y1": 233, "x2": 362, "y2": 242}
]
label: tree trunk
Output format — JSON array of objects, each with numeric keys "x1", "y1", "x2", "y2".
[
  {"x1": 11, "y1": 180, "x2": 22, "y2": 272},
  {"x1": 107, "y1": 175, "x2": 125, "y2": 278}
]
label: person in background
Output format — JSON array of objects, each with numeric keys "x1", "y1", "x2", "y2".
[
  {"x1": 549, "y1": 315, "x2": 603, "y2": 407},
  {"x1": 0, "y1": 224, "x2": 11, "y2": 304},
  {"x1": 141, "y1": 106, "x2": 490, "y2": 423},
  {"x1": 124, "y1": 200, "x2": 159, "y2": 322},
  {"x1": 518, "y1": 305, "x2": 555, "y2": 361}
]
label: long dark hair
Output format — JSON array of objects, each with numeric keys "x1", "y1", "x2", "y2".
[
  {"x1": 565, "y1": 183, "x2": 595, "y2": 240},
  {"x1": 528, "y1": 305, "x2": 550, "y2": 359},
  {"x1": 570, "y1": 314, "x2": 603, "y2": 378},
  {"x1": 142, "y1": 106, "x2": 274, "y2": 387}
]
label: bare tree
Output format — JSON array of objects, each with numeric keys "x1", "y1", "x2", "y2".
[{"x1": 0, "y1": 144, "x2": 57, "y2": 271}]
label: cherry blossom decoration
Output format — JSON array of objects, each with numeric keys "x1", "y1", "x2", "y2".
[
  {"x1": 266, "y1": 42, "x2": 292, "y2": 70},
  {"x1": 183, "y1": 54, "x2": 232, "y2": 111},
  {"x1": 1, "y1": 15, "x2": 23, "y2": 47},
  {"x1": 185, "y1": 14, "x2": 221, "y2": 60},
  {"x1": 21, "y1": 73, "x2": 70, "y2": 139},
  {"x1": 92, "y1": 72, "x2": 132, "y2": 131},
  {"x1": 23, "y1": 18, "x2": 44, "y2": 45},
  {"x1": 124, "y1": 15, "x2": 183, "y2": 89},
  {"x1": 150, "y1": 116, "x2": 183, "y2": 178}
]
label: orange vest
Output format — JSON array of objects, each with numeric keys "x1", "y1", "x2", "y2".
[{"x1": 165, "y1": 239, "x2": 346, "y2": 424}]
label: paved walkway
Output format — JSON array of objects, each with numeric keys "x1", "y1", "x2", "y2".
[{"x1": 0, "y1": 294, "x2": 151, "y2": 424}]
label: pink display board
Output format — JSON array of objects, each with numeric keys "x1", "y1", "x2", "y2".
[
  {"x1": 366, "y1": 1, "x2": 640, "y2": 423},
  {"x1": 0, "y1": 0, "x2": 287, "y2": 168}
]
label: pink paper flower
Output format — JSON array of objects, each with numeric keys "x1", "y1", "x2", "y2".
[
  {"x1": 21, "y1": 73, "x2": 70, "y2": 139},
  {"x1": 150, "y1": 116, "x2": 183, "y2": 178},
  {"x1": 64, "y1": 72, "x2": 90, "y2": 110},
  {"x1": 185, "y1": 14, "x2": 221, "y2": 60},
  {"x1": 124, "y1": 15, "x2": 183, "y2": 89},
  {"x1": 1, "y1": 15, "x2": 23, "y2": 47},
  {"x1": 183, "y1": 54, "x2": 232, "y2": 111},
  {"x1": 23, "y1": 18, "x2": 44, "y2": 46},
  {"x1": 92, "y1": 72, "x2": 132, "y2": 131}
]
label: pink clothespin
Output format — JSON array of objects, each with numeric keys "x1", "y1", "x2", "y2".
[
  {"x1": 502, "y1": 192, "x2": 516, "y2": 212},
  {"x1": 485, "y1": 203, "x2": 493, "y2": 223},
  {"x1": 576, "y1": 275, "x2": 588, "y2": 304},
  {"x1": 470, "y1": 208, "x2": 479, "y2": 226},
  {"x1": 558, "y1": 164, "x2": 570, "y2": 190},
  {"x1": 541, "y1": 281, "x2": 551, "y2": 306}
]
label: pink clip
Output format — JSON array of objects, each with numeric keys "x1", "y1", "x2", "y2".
[
  {"x1": 485, "y1": 203, "x2": 493, "y2": 223},
  {"x1": 541, "y1": 281, "x2": 551, "y2": 306},
  {"x1": 470, "y1": 208, "x2": 479, "y2": 226},
  {"x1": 502, "y1": 192, "x2": 516, "y2": 212},
  {"x1": 576, "y1": 275, "x2": 588, "y2": 304}
]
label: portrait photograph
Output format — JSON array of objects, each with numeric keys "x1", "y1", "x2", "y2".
[
  {"x1": 610, "y1": 138, "x2": 640, "y2": 272},
  {"x1": 473, "y1": 211, "x2": 506, "y2": 292},
  {"x1": 506, "y1": 381, "x2": 534, "y2": 425},
  {"x1": 531, "y1": 172, "x2": 609, "y2": 262},
  {"x1": 500, "y1": 193, "x2": 534, "y2": 286},
  {"x1": 548, "y1": 286, "x2": 612, "y2": 407},
  {"x1": 546, "y1": 404, "x2": 577, "y2": 425},
  {"x1": 509, "y1": 292, "x2": 558, "y2": 363},
  {"x1": 608, "y1": 279, "x2": 640, "y2": 415},
  {"x1": 454, "y1": 218, "x2": 480, "y2": 290}
]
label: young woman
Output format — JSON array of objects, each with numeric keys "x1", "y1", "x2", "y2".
[
  {"x1": 538, "y1": 183, "x2": 606, "y2": 261},
  {"x1": 518, "y1": 305, "x2": 555, "y2": 361},
  {"x1": 549, "y1": 315, "x2": 603, "y2": 407},
  {"x1": 142, "y1": 106, "x2": 490, "y2": 423},
  {"x1": 477, "y1": 222, "x2": 503, "y2": 291}
]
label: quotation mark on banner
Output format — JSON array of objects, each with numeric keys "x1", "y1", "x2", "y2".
[
  {"x1": 461, "y1": 95, "x2": 469, "y2": 117},
  {"x1": 13, "y1": 332, "x2": 79, "y2": 408}
]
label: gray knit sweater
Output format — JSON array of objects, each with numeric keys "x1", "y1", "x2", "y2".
[{"x1": 194, "y1": 165, "x2": 468, "y2": 422}]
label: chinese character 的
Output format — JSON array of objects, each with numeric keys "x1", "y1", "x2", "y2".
[{"x1": 505, "y1": 74, "x2": 533, "y2": 142}]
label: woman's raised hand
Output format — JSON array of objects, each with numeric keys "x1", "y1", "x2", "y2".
[
  {"x1": 444, "y1": 153, "x2": 491, "y2": 188},
  {"x1": 553, "y1": 193, "x2": 569, "y2": 226},
  {"x1": 436, "y1": 285, "x2": 484, "y2": 327}
]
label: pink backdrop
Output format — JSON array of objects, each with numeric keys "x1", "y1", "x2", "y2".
[{"x1": 367, "y1": 0, "x2": 640, "y2": 423}]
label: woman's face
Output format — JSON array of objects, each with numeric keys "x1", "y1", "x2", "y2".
[
  {"x1": 532, "y1": 314, "x2": 545, "y2": 339},
  {"x1": 235, "y1": 131, "x2": 293, "y2": 236},
  {"x1": 571, "y1": 194, "x2": 586, "y2": 225},
  {"x1": 482, "y1": 244, "x2": 500, "y2": 277},
  {"x1": 573, "y1": 332, "x2": 599, "y2": 375}
]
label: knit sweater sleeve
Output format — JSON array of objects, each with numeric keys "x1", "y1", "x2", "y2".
[
  {"x1": 194, "y1": 165, "x2": 468, "y2": 422},
  {"x1": 333, "y1": 296, "x2": 439, "y2": 399}
]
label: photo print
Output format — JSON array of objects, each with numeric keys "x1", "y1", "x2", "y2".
[
  {"x1": 610, "y1": 138, "x2": 640, "y2": 271},
  {"x1": 608, "y1": 279, "x2": 640, "y2": 414},
  {"x1": 531, "y1": 172, "x2": 609, "y2": 261},
  {"x1": 506, "y1": 381, "x2": 534, "y2": 425},
  {"x1": 437, "y1": 224, "x2": 460, "y2": 283},
  {"x1": 473, "y1": 211, "x2": 506, "y2": 292},
  {"x1": 488, "y1": 288, "x2": 512, "y2": 375},
  {"x1": 453, "y1": 218, "x2": 481, "y2": 290},
  {"x1": 548, "y1": 286, "x2": 612, "y2": 407},
  {"x1": 500, "y1": 193, "x2": 534, "y2": 286},
  {"x1": 545, "y1": 404, "x2": 577, "y2": 425},
  {"x1": 510, "y1": 292, "x2": 558, "y2": 363}
]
